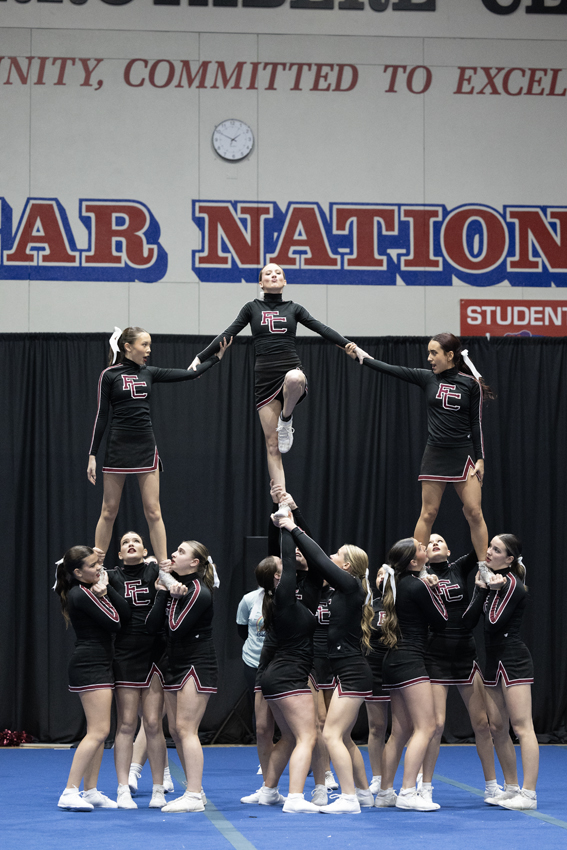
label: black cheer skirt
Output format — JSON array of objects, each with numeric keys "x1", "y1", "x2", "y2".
[
  {"x1": 330, "y1": 654, "x2": 373, "y2": 699},
  {"x1": 426, "y1": 631, "x2": 482, "y2": 686},
  {"x1": 366, "y1": 649, "x2": 390, "y2": 702},
  {"x1": 255, "y1": 354, "x2": 308, "y2": 411},
  {"x1": 103, "y1": 428, "x2": 163, "y2": 475},
  {"x1": 382, "y1": 645, "x2": 430, "y2": 690},
  {"x1": 483, "y1": 639, "x2": 534, "y2": 687},
  {"x1": 418, "y1": 443, "x2": 476, "y2": 483},
  {"x1": 161, "y1": 637, "x2": 218, "y2": 693},
  {"x1": 68, "y1": 639, "x2": 115, "y2": 693},
  {"x1": 261, "y1": 651, "x2": 313, "y2": 701},
  {"x1": 309, "y1": 655, "x2": 337, "y2": 691},
  {"x1": 113, "y1": 632, "x2": 165, "y2": 688}
]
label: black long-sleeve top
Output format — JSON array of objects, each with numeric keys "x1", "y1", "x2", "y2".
[
  {"x1": 89, "y1": 356, "x2": 218, "y2": 455},
  {"x1": 362, "y1": 360, "x2": 484, "y2": 459},
  {"x1": 291, "y1": 527, "x2": 366, "y2": 658},
  {"x1": 107, "y1": 561, "x2": 159, "y2": 636},
  {"x1": 369, "y1": 595, "x2": 387, "y2": 658},
  {"x1": 394, "y1": 571, "x2": 448, "y2": 651},
  {"x1": 270, "y1": 529, "x2": 322, "y2": 656},
  {"x1": 313, "y1": 585, "x2": 334, "y2": 657},
  {"x1": 462, "y1": 570, "x2": 527, "y2": 647},
  {"x1": 196, "y1": 293, "x2": 351, "y2": 361},
  {"x1": 427, "y1": 551, "x2": 478, "y2": 633},
  {"x1": 67, "y1": 581, "x2": 130, "y2": 642},
  {"x1": 268, "y1": 504, "x2": 312, "y2": 558},
  {"x1": 145, "y1": 573, "x2": 214, "y2": 646}
]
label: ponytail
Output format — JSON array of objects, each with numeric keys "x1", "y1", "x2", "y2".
[
  {"x1": 255, "y1": 556, "x2": 280, "y2": 633},
  {"x1": 54, "y1": 546, "x2": 94, "y2": 626},
  {"x1": 432, "y1": 332, "x2": 495, "y2": 400},
  {"x1": 380, "y1": 538, "x2": 416, "y2": 649},
  {"x1": 496, "y1": 533, "x2": 527, "y2": 588},
  {"x1": 341, "y1": 544, "x2": 373, "y2": 655},
  {"x1": 107, "y1": 326, "x2": 147, "y2": 367},
  {"x1": 180, "y1": 540, "x2": 216, "y2": 592}
]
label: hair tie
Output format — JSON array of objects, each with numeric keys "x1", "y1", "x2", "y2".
[
  {"x1": 364, "y1": 567, "x2": 372, "y2": 606},
  {"x1": 52, "y1": 557, "x2": 64, "y2": 591},
  {"x1": 461, "y1": 349, "x2": 482, "y2": 381},
  {"x1": 109, "y1": 327, "x2": 122, "y2": 364},
  {"x1": 381, "y1": 564, "x2": 396, "y2": 603}
]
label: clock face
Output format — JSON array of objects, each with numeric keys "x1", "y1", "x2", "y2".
[{"x1": 212, "y1": 119, "x2": 254, "y2": 161}]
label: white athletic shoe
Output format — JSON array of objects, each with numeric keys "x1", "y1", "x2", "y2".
[
  {"x1": 117, "y1": 784, "x2": 138, "y2": 809},
  {"x1": 484, "y1": 782, "x2": 503, "y2": 801},
  {"x1": 149, "y1": 785, "x2": 166, "y2": 809},
  {"x1": 420, "y1": 783, "x2": 433, "y2": 802},
  {"x1": 499, "y1": 790, "x2": 537, "y2": 811},
  {"x1": 356, "y1": 788, "x2": 375, "y2": 807},
  {"x1": 201, "y1": 788, "x2": 207, "y2": 806},
  {"x1": 163, "y1": 765, "x2": 174, "y2": 793},
  {"x1": 485, "y1": 783, "x2": 521, "y2": 805},
  {"x1": 369, "y1": 775, "x2": 381, "y2": 795},
  {"x1": 319, "y1": 794, "x2": 361, "y2": 814},
  {"x1": 57, "y1": 787, "x2": 94, "y2": 812},
  {"x1": 161, "y1": 791, "x2": 205, "y2": 813},
  {"x1": 374, "y1": 787, "x2": 397, "y2": 808},
  {"x1": 325, "y1": 770, "x2": 339, "y2": 790},
  {"x1": 276, "y1": 415, "x2": 294, "y2": 454},
  {"x1": 283, "y1": 794, "x2": 321, "y2": 813},
  {"x1": 82, "y1": 789, "x2": 118, "y2": 808},
  {"x1": 311, "y1": 785, "x2": 328, "y2": 807},
  {"x1": 128, "y1": 763, "x2": 142, "y2": 795},
  {"x1": 258, "y1": 786, "x2": 286, "y2": 806},
  {"x1": 241, "y1": 787, "x2": 263, "y2": 804},
  {"x1": 395, "y1": 788, "x2": 440, "y2": 811}
]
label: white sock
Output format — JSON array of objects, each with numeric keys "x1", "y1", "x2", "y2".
[
  {"x1": 522, "y1": 788, "x2": 537, "y2": 799},
  {"x1": 505, "y1": 783, "x2": 520, "y2": 792},
  {"x1": 343, "y1": 793, "x2": 357, "y2": 801},
  {"x1": 421, "y1": 782, "x2": 433, "y2": 791},
  {"x1": 118, "y1": 784, "x2": 131, "y2": 793},
  {"x1": 287, "y1": 793, "x2": 303, "y2": 800},
  {"x1": 400, "y1": 786, "x2": 416, "y2": 795}
]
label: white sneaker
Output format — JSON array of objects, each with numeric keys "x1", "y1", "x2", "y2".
[
  {"x1": 356, "y1": 788, "x2": 374, "y2": 807},
  {"x1": 325, "y1": 770, "x2": 339, "y2": 790},
  {"x1": 258, "y1": 786, "x2": 286, "y2": 806},
  {"x1": 283, "y1": 794, "x2": 321, "y2": 813},
  {"x1": 500, "y1": 790, "x2": 537, "y2": 811},
  {"x1": 57, "y1": 787, "x2": 93, "y2": 812},
  {"x1": 484, "y1": 782, "x2": 503, "y2": 801},
  {"x1": 369, "y1": 775, "x2": 381, "y2": 795},
  {"x1": 163, "y1": 765, "x2": 174, "y2": 793},
  {"x1": 117, "y1": 784, "x2": 137, "y2": 809},
  {"x1": 201, "y1": 788, "x2": 207, "y2": 806},
  {"x1": 485, "y1": 783, "x2": 520, "y2": 805},
  {"x1": 161, "y1": 791, "x2": 205, "y2": 813},
  {"x1": 149, "y1": 785, "x2": 166, "y2": 808},
  {"x1": 82, "y1": 788, "x2": 118, "y2": 808},
  {"x1": 374, "y1": 787, "x2": 397, "y2": 807},
  {"x1": 311, "y1": 785, "x2": 328, "y2": 806},
  {"x1": 420, "y1": 783, "x2": 433, "y2": 802},
  {"x1": 276, "y1": 415, "x2": 294, "y2": 453},
  {"x1": 319, "y1": 794, "x2": 361, "y2": 814},
  {"x1": 241, "y1": 786, "x2": 263, "y2": 804},
  {"x1": 395, "y1": 788, "x2": 439, "y2": 811}
]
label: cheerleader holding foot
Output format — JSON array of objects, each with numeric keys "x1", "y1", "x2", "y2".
[
  {"x1": 190, "y1": 264, "x2": 361, "y2": 504},
  {"x1": 463, "y1": 535, "x2": 539, "y2": 810},
  {"x1": 346, "y1": 334, "x2": 492, "y2": 561},
  {"x1": 88, "y1": 328, "x2": 230, "y2": 563},
  {"x1": 146, "y1": 540, "x2": 218, "y2": 813},
  {"x1": 378, "y1": 538, "x2": 448, "y2": 812},
  {"x1": 54, "y1": 547, "x2": 130, "y2": 811}
]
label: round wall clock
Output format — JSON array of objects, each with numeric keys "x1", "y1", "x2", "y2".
[{"x1": 212, "y1": 119, "x2": 254, "y2": 161}]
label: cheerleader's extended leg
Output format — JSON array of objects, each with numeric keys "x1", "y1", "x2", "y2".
[
  {"x1": 414, "y1": 481, "x2": 445, "y2": 548},
  {"x1": 453, "y1": 473, "x2": 488, "y2": 561},
  {"x1": 95, "y1": 473, "x2": 126, "y2": 556},
  {"x1": 137, "y1": 469, "x2": 167, "y2": 564}
]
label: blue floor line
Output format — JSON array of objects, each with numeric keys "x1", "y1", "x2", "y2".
[{"x1": 433, "y1": 770, "x2": 567, "y2": 830}]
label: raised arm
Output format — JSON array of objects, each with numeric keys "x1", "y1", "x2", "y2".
[
  {"x1": 274, "y1": 528, "x2": 301, "y2": 609},
  {"x1": 191, "y1": 303, "x2": 253, "y2": 366},
  {"x1": 289, "y1": 527, "x2": 359, "y2": 595},
  {"x1": 295, "y1": 304, "x2": 351, "y2": 349}
]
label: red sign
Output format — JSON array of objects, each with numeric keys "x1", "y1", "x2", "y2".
[{"x1": 461, "y1": 299, "x2": 567, "y2": 337}]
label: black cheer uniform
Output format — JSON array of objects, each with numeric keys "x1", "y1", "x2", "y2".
[
  {"x1": 291, "y1": 528, "x2": 373, "y2": 699},
  {"x1": 66, "y1": 581, "x2": 130, "y2": 693},
  {"x1": 196, "y1": 293, "x2": 351, "y2": 410},
  {"x1": 382, "y1": 571, "x2": 448, "y2": 690},
  {"x1": 145, "y1": 574, "x2": 217, "y2": 693},
  {"x1": 310, "y1": 585, "x2": 336, "y2": 691},
  {"x1": 363, "y1": 359, "x2": 484, "y2": 482},
  {"x1": 89, "y1": 355, "x2": 218, "y2": 474},
  {"x1": 107, "y1": 561, "x2": 165, "y2": 688},
  {"x1": 366, "y1": 595, "x2": 389, "y2": 702},
  {"x1": 260, "y1": 529, "x2": 322, "y2": 701},
  {"x1": 425, "y1": 551, "x2": 483, "y2": 685},
  {"x1": 462, "y1": 571, "x2": 533, "y2": 687}
]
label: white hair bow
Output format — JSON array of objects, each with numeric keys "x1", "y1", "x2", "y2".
[
  {"x1": 364, "y1": 567, "x2": 372, "y2": 606},
  {"x1": 52, "y1": 557, "x2": 64, "y2": 591},
  {"x1": 208, "y1": 555, "x2": 220, "y2": 588},
  {"x1": 109, "y1": 327, "x2": 122, "y2": 365},
  {"x1": 461, "y1": 349, "x2": 482, "y2": 381},
  {"x1": 517, "y1": 555, "x2": 526, "y2": 584},
  {"x1": 381, "y1": 564, "x2": 396, "y2": 603}
]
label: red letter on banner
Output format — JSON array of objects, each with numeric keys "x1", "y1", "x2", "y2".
[
  {"x1": 4, "y1": 201, "x2": 79, "y2": 265},
  {"x1": 82, "y1": 203, "x2": 157, "y2": 267},
  {"x1": 269, "y1": 205, "x2": 339, "y2": 268},
  {"x1": 400, "y1": 207, "x2": 443, "y2": 270},
  {"x1": 442, "y1": 206, "x2": 508, "y2": 273},
  {"x1": 333, "y1": 206, "x2": 397, "y2": 269},
  {"x1": 195, "y1": 203, "x2": 273, "y2": 267},
  {"x1": 507, "y1": 208, "x2": 567, "y2": 272}
]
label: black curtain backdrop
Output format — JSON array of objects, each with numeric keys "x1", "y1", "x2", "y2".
[{"x1": 1, "y1": 333, "x2": 566, "y2": 743}]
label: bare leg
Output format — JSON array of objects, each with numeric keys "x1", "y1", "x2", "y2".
[
  {"x1": 484, "y1": 683, "x2": 519, "y2": 786},
  {"x1": 132, "y1": 716, "x2": 148, "y2": 767},
  {"x1": 454, "y1": 474, "x2": 488, "y2": 561},
  {"x1": 114, "y1": 688, "x2": 142, "y2": 786},
  {"x1": 166, "y1": 680, "x2": 210, "y2": 792},
  {"x1": 254, "y1": 691, "x2": 276, "y2": 777},
  {"x1": 141, "y1": 674, "x2": 166, "y2": 785},
  {"x1": 95, "y1": 473, "x2": 126, "y2": 555},
  {"x1": 422, "y1": 685, "x2": 448, "y2": 783},
  {"x1": 258, "y1": 400, "x2": 285, "y2": 490},
  {"x1": 267, "y1": 695, "x2": 317, "y2": 794},
  {"x1": 309, "y1": 682, "x2": 330, "y2": 786},
  {"x1": 66, "y1": 689, "x2": 113, "y2": 790},
  {"x1": 366, "y1": 701, "x2": 388, "y2": 779},
  {"x1": 281, "y1": 369, "x2": 306, "y2": 419},
  {"x1": 504, "y1": 684, "x2": 539, "y2": 790},
  {"x1": 164, "y1": 692, "x2": 187, "y2": 778},
  {"x1": 322, "y1": 692, "x2": 364, "y2": 796},
  {"x1": 137, "y1": 470, "x2": 167, "y2": 563},
  {"x1": 458, "y1": 676, "x2": 496, "y2": 781},
  {"x1": 383, "y1": 684, "x2": 436, "y2": 790},
  {"x1": 381, "y1": 692, "x2": 412, "y2": 789},
  {"x1": 414, "y1": 481, "x2": 446, "y2": 548}
]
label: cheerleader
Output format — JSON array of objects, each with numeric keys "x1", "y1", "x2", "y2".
[
  {"x1": 378, "y1": 538, "x2": 448, "y2": 811},
  {"x1": 463, "y1": 535, "x2": 538, "y2": 810},
  {"x1": 365, "y1": 571, "x2": 389, "y2": 797},
  {"x1": 420, "y1": 533, "x2": 518, "y2": 803},
  {"x1": 106, "y1": 531, "x2": 169, "y2": 809},
  {"x1": 273, "y1": 514, "x2": 374, "y2": 815},
  {"x1": 88, "y1": 327, "x2": 230, "y2": 563},
  {"x1": 189, "y1": 264, "x2": 361, "y2": 497},
  {"x1": 54, "y1": 546, "x2": 130, "y2": 811},
  {"x1": 145, "y1": 540, "x2": 218, "y2": 813},
  {"x1": 346, "y1": 334, "x2": 491, "y2": 560}
]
